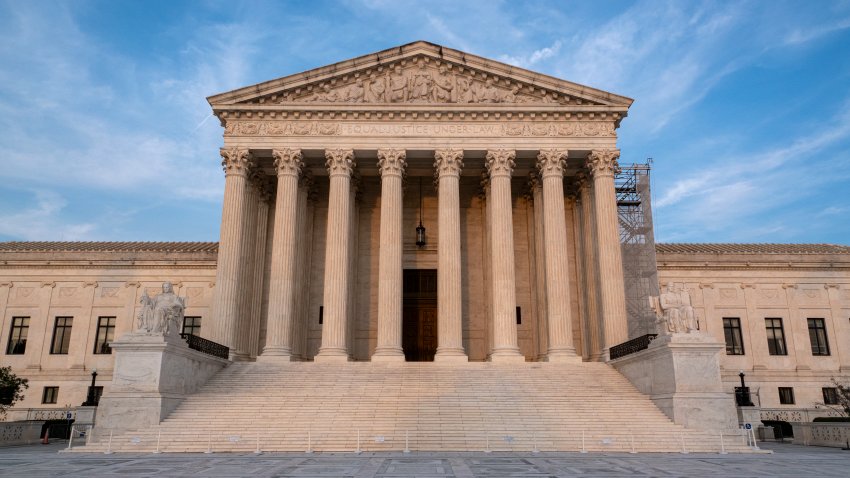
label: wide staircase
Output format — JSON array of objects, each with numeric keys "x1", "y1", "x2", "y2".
[{"x1": 78, "y1": 361, "x2": 752, "y2": 453}]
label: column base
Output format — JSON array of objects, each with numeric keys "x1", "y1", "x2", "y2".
[
  {"x1": 545, "y1": 353, "x2": 582, "y2": 364},
  {"x1": 256, "y1": 353, "x2": 298, "y2": 363},
  {"x1": 314, "y1": 348, "x2": 351, "y2": 363},
  {"x1": 229, "y1": 351, "x2": 252, "y2": 362},
  {"x1": 489, "y1": 348, "x2": 526, "y2": 363},
  {"x1": 371, "y1": 349, "x2": 405, "y2": 363},
  {"x1": 434, "y1": 348, "x2": 468, "y2": 363}
]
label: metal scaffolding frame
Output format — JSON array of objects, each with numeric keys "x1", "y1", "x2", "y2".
[{"x1": 616, "y1": 162, "x2": 660, "y2": 338}]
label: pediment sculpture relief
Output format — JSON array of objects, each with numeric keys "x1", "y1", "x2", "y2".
[{"x1": 244, "y1": 58, "x2": 596, "y2": 106}]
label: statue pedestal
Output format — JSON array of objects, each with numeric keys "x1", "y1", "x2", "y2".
[
  {"x1": 611, "y1": 333, "x2": 738, "y2": 431},
  {"x1": 94, "y1": 332, "x2": 229, "y2": 433}
]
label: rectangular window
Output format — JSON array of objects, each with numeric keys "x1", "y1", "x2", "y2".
[
  {"x1": 50, "y1": 317, "x2": 73, "y2": 355},
  {"x1": 516, "y1": 306, "x2": 522, "y2": 325},
  {"x1": 93, "y1": 316, "x2": 116, "y2": 354},
  {"x1": 765, "y1": 318, "x2": 787, "y2": 356},
  {"x1": 723, "y1": 318, "x2": 744, "y2": 355},
  {"x1": 779, "y1": 387, "x2": 795, "y2": 405},
  {"x1": 823, "y1": 387, "x2": 839, "y2": 405},
  {"x1": 807, "y1": 318, "x2": 830, "y2": 356},
  {"x1": 6, "y1": 316, "x2": 29, "y2": 355},
  {"x1": 181, "y1": 316, "x2": 202, "y2": 336},
  {"x1": 42, "y1": 386, "x2": 58, "y2": 404}
]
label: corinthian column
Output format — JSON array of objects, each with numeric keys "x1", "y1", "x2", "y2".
[
  {"x1": 434, "y1": 148, "x2": 468, "y2": 362},
  {"x1": 372, "y1": 148, "x2": 406, "y2": 362},
  {"x1": 210, "y1": 147, "x2": 253, "y2": 353},
  {"x1": 577, "y1": 173, "x2": 602, "y2": 360},
  {"x1": 587, "y1": 149, "x2": 628, "y2": 357},
  {"x1": 537, "y1": 149, "x2": 580, "y2": 362},
  {"x1": 485, "y1": 149, "x2": 524, "y2": 362},
  {"x1": 315, "y1": 148, "x2": 356, "y2": 362},
  {"x1": 261, "y1": 148, "x2": 303, "y2": 360}
]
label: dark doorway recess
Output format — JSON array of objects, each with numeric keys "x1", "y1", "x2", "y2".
[{"x1": 403, "y1": 269, "x2": 437, "y2": 361}]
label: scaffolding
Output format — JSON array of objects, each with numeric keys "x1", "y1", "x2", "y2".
[{"x1": 616, "y1": 162, "x2": 660, "y2": 338}]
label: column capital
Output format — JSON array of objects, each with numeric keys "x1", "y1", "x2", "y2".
[
  {"x1": 377, "y1": 148, "x2": 407, "y2": 177},
  {"x1": 272, "y1": 148, "x2": 304, "y2": 177},
  {"x1": 586, "y1": 149, "x2": 621, "y2": 178},
  {"x1": 220, "y1": 147, "x2": 253, "y2": 176},
  {"x1": 575, "y1": 170, "x2": 592, "y2": 190},
  {"x1": 536, "y1": 149, "x2": 568, "y2": 178},
  {"x1": 485, "y1": 149, "x2": 516, "y2": 178},
  {"x1": 434, "y1": 148, "x2": 464, "y2": 179},
  {"x1": 325, "y1": 148, "x2": 356, "y2": 177}
]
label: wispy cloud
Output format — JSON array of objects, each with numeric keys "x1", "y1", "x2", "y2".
[
  {"x1": 0, "y1": 191, "x2": 95, "y2": 240},
  {"x1": 785, "y1": 16, "x2": 850, "y2": 45}
]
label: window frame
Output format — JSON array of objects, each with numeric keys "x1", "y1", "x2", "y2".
[
  {"x1": 49, "y1": 316, "x2": 73, "y2": 355},
  {"x1": 6, "y1": 316, "x2": 30, "y2": 355},
  {"x1": 778, "y1": 387, "x2": 795, "y2": 405},
  {"x1": 93, "y1": 316, "x2": 116, "y2": 355},
  {"x1": 823, "y1": 387, "x2": 839, "y2": 405},
  {"x1": 765, "y1": 317, "x2": 788, "y2": 356},
  {"x1": 181, "y1": 316, "x2": 202, "y2": 336},
  {"x1": 807, "y1": 318, "x2": 830, "y2": 356},
  {"x1": 722, "y1": 317, "x2": 745, "y2": 355},
  {"x1": 41, "y1": 386, "x2": 58, "y2": 404}
]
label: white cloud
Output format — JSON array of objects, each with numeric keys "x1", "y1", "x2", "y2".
[
  {"x1": 0, "y1": 191, "x2": 95, "y2": 240},
  {"x1": 785, "y1": 17, "x2": 850, "y2": 45}
]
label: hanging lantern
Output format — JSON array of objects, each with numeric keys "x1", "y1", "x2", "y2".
[{"x1": 416, "y1": 177, "x2": 426, "y2": 247}]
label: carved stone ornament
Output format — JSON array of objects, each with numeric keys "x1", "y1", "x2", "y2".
[
  {"x1": 536, "y1": 149, "x2": 568, "y2": 178},
  {"x1": 485, "y1": 149, "x2": 516, "y2": 178},
  {"x1": 434, "y1": 148, "x2": 464, "y2": 179},
  {"x1": 377, "y1": 149, "x2": 407, "y2": 177},
  {"x1": 136, "y1": 282, "x2": 185, "y2": 337},
  {"x1": 272, "y1": 148, "x2": 304, "y2": 177},
  {"x1": 220, "y1": 147, "x2": 253, "y2": 176},
  {"x1": 247, "y1": 57, "x2": 595, "y2": 106},
  {"x1": 586, "y1": 149, "x2": 620, "y2": 178},
  {"x1": 325, "y1": 148, "x2": 356, "y2": 176},
  {"x1": 649, "y1": 282, "x2": 700, "y2": 335}
]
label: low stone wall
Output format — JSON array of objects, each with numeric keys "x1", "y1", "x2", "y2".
[
  {"x1": 792, "y1": 422, "x2": 850, "y2": 448},
  {"x1": 0, "y1": 421, "x2": 43, "y2": 447}
]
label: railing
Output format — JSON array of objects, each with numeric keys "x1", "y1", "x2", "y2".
[
  {"x1": 180, "y1": 333, "x2": 229, "y2": 360},
  {"x1": 609, "y1": 334, "x2": 658, "y2": 360}
]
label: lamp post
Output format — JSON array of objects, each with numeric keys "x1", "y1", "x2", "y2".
[
  {"x1": 83, "y1": 369, "x2": 98, "y2": 406},
  {"x1": 737, "y1": 370, "x2": 754, "y2": 406}
]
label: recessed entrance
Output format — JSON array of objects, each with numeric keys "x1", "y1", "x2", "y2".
[{"x1": 403, "y1": 269, "x2": 437, "y2": 361}]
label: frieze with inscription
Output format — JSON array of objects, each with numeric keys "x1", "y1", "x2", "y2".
[{"x1": 225, "y1": 120, "x2": 616, "y2": 138}]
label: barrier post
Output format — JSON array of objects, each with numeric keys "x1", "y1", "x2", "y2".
[
  {"x1": 104, "y1": 430, "x2": 114, "y2": 455},
  {"x1": 67, "y1": 425, "x2": 75, "y2": 450},
  {"x1": 580, "y1": 430, "x2": 587, "y2": 454},
  {"x1": 204, "y1": 433, "x2": 213, "y2": 454},
  {"x1": 403, "y1": 430, "x2": 410, "y2": 454}
]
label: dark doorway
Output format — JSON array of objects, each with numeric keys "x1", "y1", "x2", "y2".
[{"x1": 403, "y1": 269, "x2": 437, "y2": 361}]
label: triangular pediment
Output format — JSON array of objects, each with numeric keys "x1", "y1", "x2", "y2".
[{"x1": 208, "y1": 41, "x2": 633, "y2": 110}]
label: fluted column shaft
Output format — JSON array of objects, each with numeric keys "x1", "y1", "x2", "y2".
[
  {"x1": 434, "y1": 149, "x2": 468, "y2": 362},
  {"x1": 262, "y1": 149, "x2": 304, "y2": 359},
  {"x1": 316, "y1": 149, "x2": 356, "y2": 362},
  {"x1": 373, "y1": 149, "x2": 406, "y2": 361},
  {"x1": 486, "y1": 149, "x2": 524, "y2": 362},
  {"x1": 210, "y1": 148, "x2": 253, "y2": 353},
  {"x1": 537, "y1": 150, "x2": 579, "y2": 361},
  {"x1": 529, "y1": 173, "x2": 548, "y2": 360},
  {"x1": 233, "y1": 174, "x2": 259, "y2": 360},
  {"x1": 588, "y1": 149, "x2": 629, "y2": 356},
  {"x1": 248, "y1": 184, "x2": 270, "y2": 358},
  {"x1": 291, "y1": 174, "x2": 313, "y2": 359},
  {"x1": 578, "y1": 175, "x2": 602, "y2": 360}
]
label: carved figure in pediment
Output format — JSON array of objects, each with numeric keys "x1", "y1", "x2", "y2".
[
  {"x1": 346, "y1": 80, "x2": 365, "y2": 103},
  {"x1": 455, "y1": 76, "x2": 472, "y2": 103},
  {"x1": 473, "y1": 78, "x2": 501, "y2": 103},
  {"x1": 433, "y1": 65, "x2": 454, "y2": 102},
  {"x1": 501, "y1": 85, "x2": 520, "y2": 103},
  {"x1": 650, "y1": 282, "x2": 699, "y2": 335},
  {"x1": 136, "y1": 282, "x2": 185, "y2": 337},
  {"x1": 388, "y1": 65, "x2": 408, "y2": 102},
  {"x1": 408, "y1": 60, "x2": 433, "y2": 102},
  {"x1": 311, "y1": 84, "x2": 339, "y2": 102},
  {"x1": 366, "y1": 73, "x2": 386, "y2": 102}
]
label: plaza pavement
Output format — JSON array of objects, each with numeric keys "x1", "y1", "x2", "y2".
[{"x1": 0, "y1": 441, "x2": 848, "y2": 477}]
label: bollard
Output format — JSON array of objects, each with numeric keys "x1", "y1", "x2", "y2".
[
  {"x1": 355, "y1": 429, "x2": 361, "y2": 454},
  {"x1": 254, "y1": 433, "x2": 262, "y2": 455},
  {"x1": 580, "y1": 430, "x2": 587, "y2": 454},
  {"x1": 204, "y1": 433, "x2": 213, "y2": 454},
  {"x1": 719, "y1": 432, "x2": 727, "y2": 455},
  {"x1": 86, "y1": 426, "x2": 92, "y2": 446},
  {"x1": 532, "y1": 432, "x2": 539, "y2": 454},
  {"x1": 306, "y1": 429, "x2": 313, "y2": 454},
  {"x1": 680, "y1": 433, "x2": 688, "y2": 454},
  {"x1": 403, "y1": 430, "x2": 410, "y2": 454},
  {"x1": 67, "y1": 425, "x2": 75, "y2": 450},
  {"x1": 630, "y1": 434, "x2": 636, "y2": 454},
  {"x1": 484, "y1": 435, "x2": 491, "y2": 453},
  {"x1": 153, "y1": 429, "x2": 162, "y2": 454},
  {"x1": 104, "y1": 430, "x2": 114, "y2": 455}
]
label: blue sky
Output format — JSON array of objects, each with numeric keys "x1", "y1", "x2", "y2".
[{"x1": 0, "y1": 0, "x2": 848, "y2": 244}]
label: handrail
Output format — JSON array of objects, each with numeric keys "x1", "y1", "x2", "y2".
[
  {"x1": 180, "y1": 333, "x2": 229, "y2": 360},
  {"x1": 609, "y1": 334, "x2": 658, "y2": 360}
]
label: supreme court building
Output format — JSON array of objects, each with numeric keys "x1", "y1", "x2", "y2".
[{"x1": 2, "y1": 43, "x2": 849, "y2": 444}]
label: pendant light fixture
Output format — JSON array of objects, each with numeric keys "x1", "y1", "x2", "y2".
[{"x1": 416, "y1": 177, "x2": 426, "y2": 247}]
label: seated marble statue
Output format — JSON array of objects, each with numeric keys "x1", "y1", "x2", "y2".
[
  {"x1": 650, "y1": 282, "x2": 698, "y2": 335},
  {"x1": 137, "y1": 282, "x2": 186, "y2": 336}
]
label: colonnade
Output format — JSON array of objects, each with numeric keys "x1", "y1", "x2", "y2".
[{"x1": 208, "y1": 146, "x2": 629, "y2": 362}]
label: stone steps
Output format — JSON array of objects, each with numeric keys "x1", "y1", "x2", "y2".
[{"x1": 77, "y1": 361, "x2": 753, "y2": 453}]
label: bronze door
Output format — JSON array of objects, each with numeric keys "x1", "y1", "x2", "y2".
[{"x1": 402, "y1": 269, "x2": 437, "y2": 361}]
